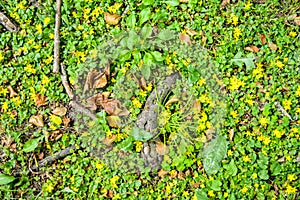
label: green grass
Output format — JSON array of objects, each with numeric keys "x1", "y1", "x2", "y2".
[{"x1": 0, "y1": 0, "x2": 299, "y2": 199}]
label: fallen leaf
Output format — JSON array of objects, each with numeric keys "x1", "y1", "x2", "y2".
[
  {"x1": 7, "y1": 86, "x2": 17, "y2": 98},
  {"x1": 140, "y1": 76, "x2": 147, "y2": 90},
  {"x1": 295, "y1": 17, "x2": 300, "y2": 26},
  {"x1": 62, "y1": 117, "x2": 70, "y2": 127},
  {"x1": 268, "y1": 42, "x2": 277, "y2": 52},
  {"x1": 192, "y1": 100, "x2": 201, "y2": 113},
  {"x1": 220, "y1": 0, "x2": 230, "y2": 9},
  {"x1": 156, "y1": 142, "x2": 169, "y2": 155},
  {"x1": 201, "y1": 33, "x2": 207, "y2": 45},
  {"x1": 35, "y1": 94, "x2": 47, "y2": 107},
  {"x1": 84, "y1": 69, "x2": 107, "y2": 93},
  {"x1": 205, "y1": 128, "x2": 215, "y2": 141},
  {"x1": 258, "y1": 33, "x2": 267, "y2": 44},
  {"x1": 165, "y1": 95, "x2": 179, "y2": 107},
  {"x1": 104, "y1": 12, "x2": 121, "y2": 25},
  {"x1": 179, "y1": 33, "x2": 192, "y2": 45},
  {"x1": 49, "y1": 130, "x2": 63, "y2": 141},
  {"x1": 29, "y1": 115, "x2": 44, "y2": 127},
  {"x1": 185, "y1": 27, "x2": 198, "y2": 36},
  {"x1": 93, "y1": 74, "x2": 107, "y2": 89},
  {"x1": 158, "y1": 170, "x2": 169, "y2": 177},
  {"x1": 102, "y1": 135, "x2": 117, "y2": 146},
  {"x1": 178, "y1": 171, "x2": 185, "y2": 180},
  {"x1": 274, "y1": 183, "x2": 279, "y2": 196},
  {"x1": 52, "y1": 107, "x2": 67, "y2": 116},
  {"x1": 180, "y1": 0, "x2": 189, "y2": 2},
  {"x1": 229, "y1": 129, "x2": 234, "y2": 142},
  {"x1": 244, "y1": 45, "x2": 260, "y2": 53},
  {"x1": 106, "y1": 116, "x2": 122, "y2": 128}
]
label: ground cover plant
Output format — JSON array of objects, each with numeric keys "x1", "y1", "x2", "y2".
[{"x1": 0, "y1": 0, "x2": 299, "y2": 199}]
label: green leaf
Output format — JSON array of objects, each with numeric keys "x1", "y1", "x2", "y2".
[
  {"x1": 202, "y1": 135, "x2": 228, "y2": 175},
  {"x1": 23, "y1": 138, "x2": 40, "y2": 153},
  {"x1": 157, "y1": 29, "x2": 175, "y2": 41},
  {"x1": 211, "y1": 180, "x2": 222, "y2": 191},
  {"x1": 162, "y1": 0, "x2": 180, "y2": 6},
  {"x1": 141, "y1": 24, "x2": 153, "y2": 39},
  {"x1": 117, "y1": 136, "x2": 133, "y2": 151},
  {"x1": 0, "y1": 174, "x2": 15, "y2": 185},
  {"x1": 195, "y1": 189, "x2": 209, "y2": 200},
  {"x1": 127, "y1": 30, "x2": 140, "y2": 50},
  {"x1": 230, "y1": 52, "x2": 255, "y2": 71},
  {"x1": 151, "y1": 51, "x2": 164, "y2": 62},
  {"x1": 141, "y1": 64, "x2": 151, "y2": 80},
  {"x1": 126, "y1": 13, "x2": 136, "y2": 29},
  {"x1": 130, "y1": 127, "x2": 153, "y2": 142},
  {"x1": 258, "y1": 169, "x2": 269, "y2": 180},
  {"x1": 226, "y1": 160, "x2": 238, "y2": 176},
  {"x1": 143, "y1": 52, "x2": 153, "y2": 65},
  {"x1": 61, "y1": 187, "x2": 75, "y2": 193},
  {"x1": 139, "y1": 8, "x2": 151, "y2": 25},
  {"x1": 142, "y1": 0, "x2": 154, "y2": 5}
]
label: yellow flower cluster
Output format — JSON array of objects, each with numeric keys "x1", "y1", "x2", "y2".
[
  {"x1": 134, "y1": 141, "x2": 143, "y2": 152},
  {"x1": 233, "y1": 27, "x2": 242, "y2": 41},
  {"x1": 36, "y1": 24, "x2": 43, "y2": 35},
  {"x1": 24, "y1": 64, "x2": 36, "y2": 74},
  {"x1": 74, "y1": 51, "x2": 86, "y2": 63},
  {"x1": 110, "y1": 175, "x2": 120, "y2": 189},
  {"x1": 108, "y1": 3, "x2": 122, "y2": 14},
  {"x1": 229, "y1": 13, "x2": 239, "y2": 26},
  {"x1": 0, "y1": 51, "x2": 3, "y2": 62},
  {"x1": 132, "y1": 98, "x2": 142, "y2": 109},
  {"x1": 229, "y1": 76, "x2": 245, "y2": 91}
]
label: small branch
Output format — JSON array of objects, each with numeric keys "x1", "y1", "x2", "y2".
[
  {"x1": 53, "y1": 0, "x2": 62, "y2": 73},
  {"x1": 31, "y1": 145, "x2": 76, "y2": 171},
  {"x1": 61, "y1": 64, "x2": 74, "y2": 99},
  {"x1": 69, "y1": 101, "x2": 97, "y2": 120},
  {"x1": 275, "y1": 101, "x2": 293, "y2": 121},
  {"x1": 121, "y1": 5, "x2": 130, "y2": 18},
  {"x1": 0, "y1": 11, "x2": 19, "y2": 33}
]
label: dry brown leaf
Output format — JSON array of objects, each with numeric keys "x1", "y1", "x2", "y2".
[
  {"x1": 229, "y1": 128, "x2": 234, "y2": 142},
  {"x1": 258, "y1": 33, "x2": 266, "y2": 44},
  {"x1": 165, "y1": 95, "x2": 179, "y2": 107},
  {"x1": 220, "y1": 0, "x2": 230, "y2": 9},
  {"x1": 178, "y1": 171, "x2": 185, "y2": 180},
  {"x1": 140, "y1": 76, "x2": 147, "y2": 90},
  {"x1": 156, "y1": 142, "x2": 169, "y2": 155},
  {"x1": 180, "y1": 0, "x2": 189, "y2": 3},
  {"x1": 201, "y1": 34, "x2": 207, "y2": 45},
  {"x1": 244, "y1": 45, "x2": 259, "y2": 53},
  {"x1": 295, "y1": 17, "x2": 300, "y2": 26},
  {"x1": 7, "y1": 86, "x2": 17, "y2": 98},
  {"x1": 102, "y1": 135, "x2": 117, "y2": 146},
  {"x1": 52, "y1": 107, "x2": 67, "y2": 116},
  {"x1": 205, "y1": 128, "x2": 215, "y2": 141},
  {"x1": 179, "y1": 33, "x2": 192, "y2": 45},
  {"x1": 29, "y1": 115, "x2": 44, "y2": 127},
  {"x1": 192, "y1": 100, "x2": 201, "y2": 113},
  {"x1": 93, "y1": 74, "x2": 107, "y2": 89},
  {"x1": 158, "y1": 169, "x2": 169, "y2": 177},
  {"x1": 104, "y1": 12, "x2": 121, "y2": 25},
  {"x1": 62, "y1": 117, "x2": 70, "y2": 127},
  {"x1": 106, "y1": 116, "x2": 122, "y2": 128},
  {"x1": 84, "y1": 69, "x2": 108, "y2": 93},
  {"x1": 35, "y1": 94, "x2": 47, "y2": 107},
  {"x1": 268, "y1": 42, "x2": 278, "y2": 51},
  {"x1": 185, "y1": 27, "x2": 198, "y2": 36}
]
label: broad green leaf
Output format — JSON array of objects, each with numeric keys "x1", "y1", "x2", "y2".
[
  {"x1": 139, "y1": 8, "x2": 151, "y2": 25},
  {"x1": 0, "y1": 174, "x2": 15, "y2": 185},
  {"x1": 143, "y1": 52, "x2": 153, "y2": 65},
  {"x1": 195, "y1": 189, "x2": 209, "y2": 200},
  {"x1": 141, "y1": 24, "x2": 153, "y2": 39},
  {"x1": 23, "y1": 138, "x2": 40, "y2": 153},
  {"x1": 130, "y1": 127, "x2": 153, "y2": 142},
  {"x1": 162, "y1": 0, "x2": 180, "y2": 6},
  {"x1": 117, "y1": 136, "x2": 133, "y2": 151},
  {"x1": 142, "y1": 0, "x2": 154, "y2": 5},
  {"x1": 141, "y1": 64, "x2": 151, "y2": 80},
  {"x1": 227, "y1": 160, "x2": 238, "y2": 176},
  {"x1": 202, "y1": 135, "x2": 228, "y2": 175},
  {"x1": 127, "y1": 30, "x2": 140, "y2": 50},
  {"x1": 126, "y1": 13, "x2": 136, "y2": 29},
  {"x1": 211, "y1": 180, "x2": 222, "y2": 191},
  {"x1": 258, "y1": 169, "x2": 269, "y2": 180},
  {"x1": 230, "y1": 52, "x2": 255, "y2": 71},
  {"x1": 151, "y1": 51, "x2": 164, "y2": 62},
  {"x1": 61, "y1": 187, "x2": 75, "y2": 193},
  {"x1": 157, "y1": 29, "x2": 175, "y2": 41}
]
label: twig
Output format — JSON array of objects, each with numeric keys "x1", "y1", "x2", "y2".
[
  {"x1": 274, "y1": 101, "x2": 293, "y2": 121},
  {"x1": 61, "y1": 64, "x2": 74, "y2": 99},
  {"x1": 0, "y1": 11, "x2": 19, "y2": 32},
  {"x1": 69, "y1": 101, "x2": 97, "y2": 120},
  {"x1": 53, "y1": 0, "x2": 62, "y2": 73},
  {"x1": 31, "y1": 145, "x2": 76, "y2": 171},
  {"x1": 121, "y1": 5, "x2": 130, "y2": 18}
]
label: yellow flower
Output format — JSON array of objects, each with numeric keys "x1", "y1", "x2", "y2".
[
  {"x1": 36, "y1": 24, "x2": 43, "y2": 34},
  {"x1": 96, "y1": 162, "x2": 105, "y2": 170},
  {"x1": 110, "y1": 175, "x2": 120, "y2": 189},
  {"x1": 113, "y1": 194, "x2": 121, "y2": 199},
  {"x1": 2, "y1": 102, "x2": 9, "y2": 111},
  {"x1": 44, "y1": 182, "x2": 54, "y2": 193},
  {"x1": 44, "y1": 17, "x2": 51, "y2": 25},
  {"x1": 243, "y1": 155, "x2": 251, "y2": 162},
  {"x1": 273, "y1": 129, "x2": 285, "y2": 138},
  {"x1": 233, "y1": 27, "x2": 242, "y2": 40},
  {"x1": 44, "y1": 56, "x2": 53, "y2": 65},
  {"x1": 241, "y1": 186, "x2": 248, "y2": 193},
  {"x1": 134, "y1": 141, "x2": 143, "y2": 152},
  {"x1": 287, "y1": 174, "x2": 297, "y2": 181},
  {"x1": 289, "y1": 32, "x2": 297, "y2": 37},
  {"x1": 229, "y1": 76, "x2": 245, "y2": 91},
  {"x1": 49, "y1": 33, "x2": 54, "y2": 39},
  {"x1": 165, "y1": 185, "x2": 171, "y2": 193},
  {"x1": 282, "y1": 99, "x2": 292, "y2": 110},
  {"x1": 197, "y1": 77, "x2": 206, "y2": 86},
  {"x1": 132, "y1": 98, "x2": 142, "y2": 109},
  {"x1": 286, "y1": 185, "x2": 297, "y2": 194},
  {"x1": 0, "y1": 51, "x2": 4, "y2": 62},
  {"x1": 0, "y1": 87, "x2": 9, "y2": 96},
  {"x1": 182, "y1": 191, "x2": 189, "y2": 197},
  {"x1": 230, "y1": 110, "x2": 238, "y2": 119},
  {"x1": 275, "y1": 61, "x2": 284, "y2": 68},
  {"x1": 252, "y1": 173, "x2": 258, "y2": 179},
  {"x1": 49, "y1": 115, "x2": 62, "y2": 126},
  {"x1": 208, "y1": 190, "x2": 215, "y2": 197},
  {"x1": 24, "y1": 64, "x2": 36, "y2": 74},
  {"x1": 253, "y1": 66, "x2": 263, "y2": 79},
  {"x1": 244, "y1": 1, "x2": 252, "y2": 9},
  {"x1": 41, "y1": 75, "x2": 50, "y2": 86},
  {"x1": 230, "y1": 13, "x2": 239, "y2": 26},
  {"x1": 107, "y1": 3, "x2": 122, "y2": 14},
  {"x1": 228, "y1": 150, "x2": 233, "y2": 156},
  {"x1": 263, "y1": 136, "x2": 270, "y2": 145},
  {"x1": 259, "y1": 117, "x2": 268, "y2": 126}
]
